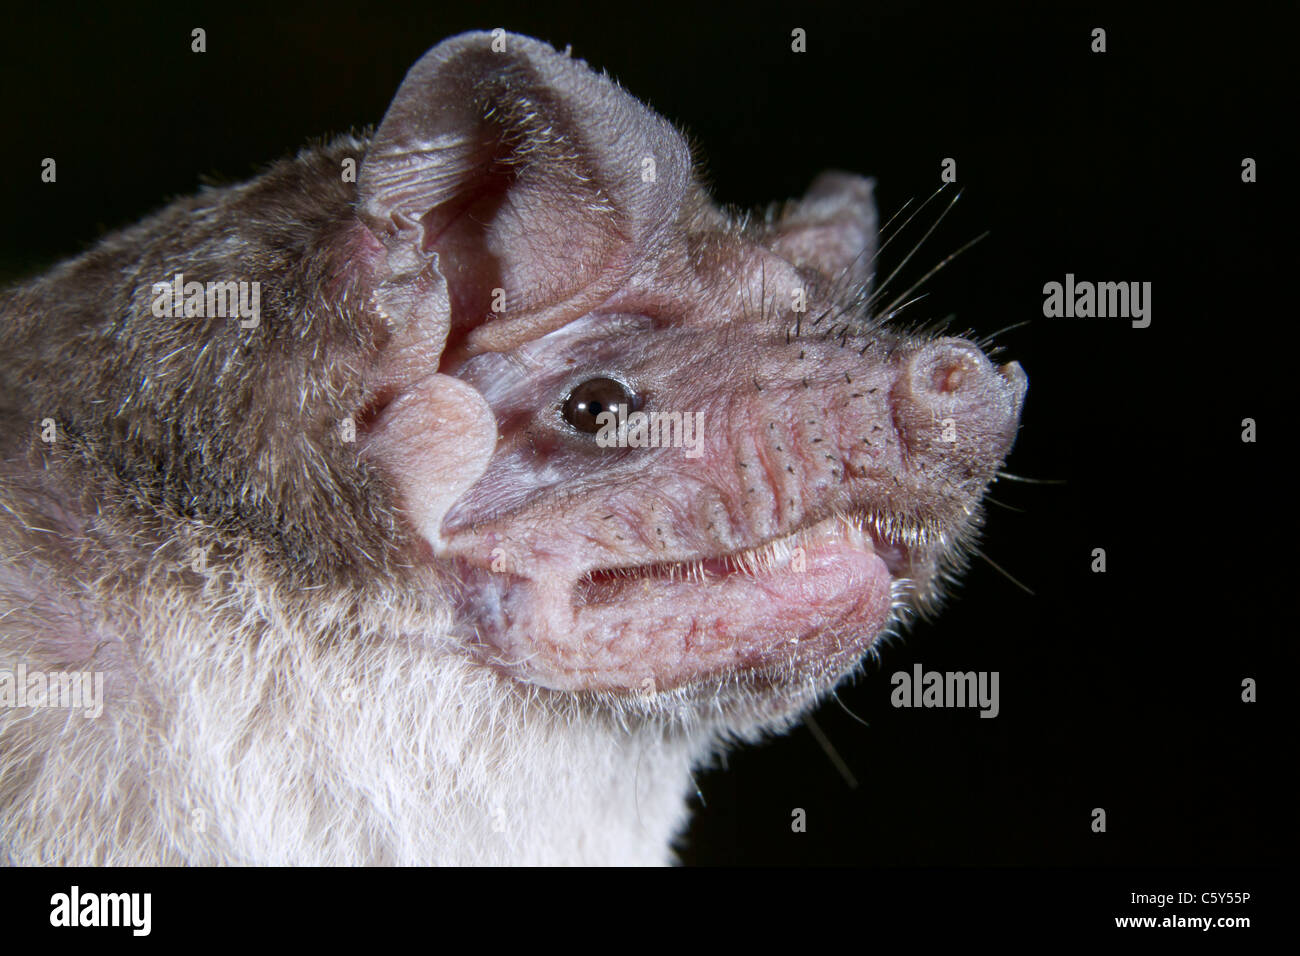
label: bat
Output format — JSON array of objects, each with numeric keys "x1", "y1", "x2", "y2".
[{"x1": 0, "y1": 30, "x2": 1025, "y2": 864}]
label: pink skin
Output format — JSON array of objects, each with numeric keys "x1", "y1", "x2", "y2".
[
  {"x1": 366, "y1": 287, "x2": 1025, "y2": 699},
  {"x1": 430, "y1": 313, "x2": 1024, "y2": 695},
  {"x1": 353, "y1": 32, "x2": 1026, "y2": 707}
]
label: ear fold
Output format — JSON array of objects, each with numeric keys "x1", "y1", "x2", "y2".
[
  {"x1": 769, "y1": 172, "x2": 877, "y2": 293},
  {"x1": 358, "y1": 31, "x2": 694, "y2": 359}
]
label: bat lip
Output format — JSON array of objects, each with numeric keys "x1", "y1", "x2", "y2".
[
  {"x1": 571, "y1": 510, "x2": 915, "y2": 608},
  {"x1": 450, "y1": 510, "x2": 925, "y2": 701}
]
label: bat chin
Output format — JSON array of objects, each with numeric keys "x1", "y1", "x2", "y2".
[{"x1": 451, "y1": 512, "x2": 935, "y2": 720}]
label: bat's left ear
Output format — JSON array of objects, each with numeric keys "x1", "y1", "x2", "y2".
[
  {"x1": 357, "y1": 30, "x2": 694, "y2": 362},
  {"x1": 768, "y1": 172, "x2": 877, "y2": 293}
]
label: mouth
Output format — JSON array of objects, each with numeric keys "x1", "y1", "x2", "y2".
[
  {"x1": 574, "y1": 511, "x2": 918, "y2": 607},
  {"x1": 457, "y1": 509, "x2": 936, "y2": 700}
]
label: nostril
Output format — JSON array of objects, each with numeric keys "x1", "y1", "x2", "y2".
[
  {"x1": 933, "y1": 355, "x2": 976, "y2": 393},
  {"x1": 913, "y1": 339, "x2": 988, "y2": 396}
]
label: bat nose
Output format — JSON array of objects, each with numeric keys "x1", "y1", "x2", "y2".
[{"x1": 893, "y1": 338, "x2": 1026, "y2": 457}]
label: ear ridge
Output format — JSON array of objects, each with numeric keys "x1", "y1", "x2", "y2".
[{"x1": 359, "y1": 31, "x2": 695, "y2": 357}]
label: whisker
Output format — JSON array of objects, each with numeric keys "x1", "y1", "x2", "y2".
[
  {"x1": 879, "y1": 293, "x2": 932, "y2": 326},
  {"x1": 826, "y1": 191, "x2": 923, "y2": 304},
  {"x1": 688, "y1": 768, "x2": 706, "y2": 808},
  {"x1": 876, "y1": 228, "x2": 989, "y2": 320},
  {"x1": 873, "y1": 186, "x2": 949, "y2": 274},
  {"x1": 996, "y1": 471, "x2": 1066, "y2": 485},
  {"x1": 864, "y1": 185, "x2": 962, "y2": 317},
  {"x1": 972, "y1": 547, "x2": 1035, "y2": 596},
  {"x1": 804, "y1": 712, "x2": 859, "y2": 789},
  {"x1": 976, "y1": 319, "x2": 1032, "y2": 349},
  {"x1": 831, "y1": 689, "x2": 872, "y2": 730},
  {"x1": 984, "y1": 495, "x2": 1026, "y2": 513}
]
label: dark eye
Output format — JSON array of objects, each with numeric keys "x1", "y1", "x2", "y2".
[{"x1": 561, "y1": 377, "x2": 638, "y2": 434}]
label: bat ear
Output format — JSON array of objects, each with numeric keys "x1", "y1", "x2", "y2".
[
  {"x1": 769, "y1": 172, "x2": 878, "y2": 293},
  {"x1": 359, "y1": 31, "x2": 693, "y2": 357}
]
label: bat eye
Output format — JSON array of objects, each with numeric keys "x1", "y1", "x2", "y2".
[{"x1": 561, "y1": 377, "x2": 639, "y2": 434}]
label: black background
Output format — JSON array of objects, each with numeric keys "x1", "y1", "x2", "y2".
[{"x1": 1, "y1": 0, "x2": 1289, "y2": 870}]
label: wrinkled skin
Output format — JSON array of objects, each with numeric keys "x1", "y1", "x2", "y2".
[{"x1": 0, "y1": 32, "x2": 1024, "y2": 863}]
